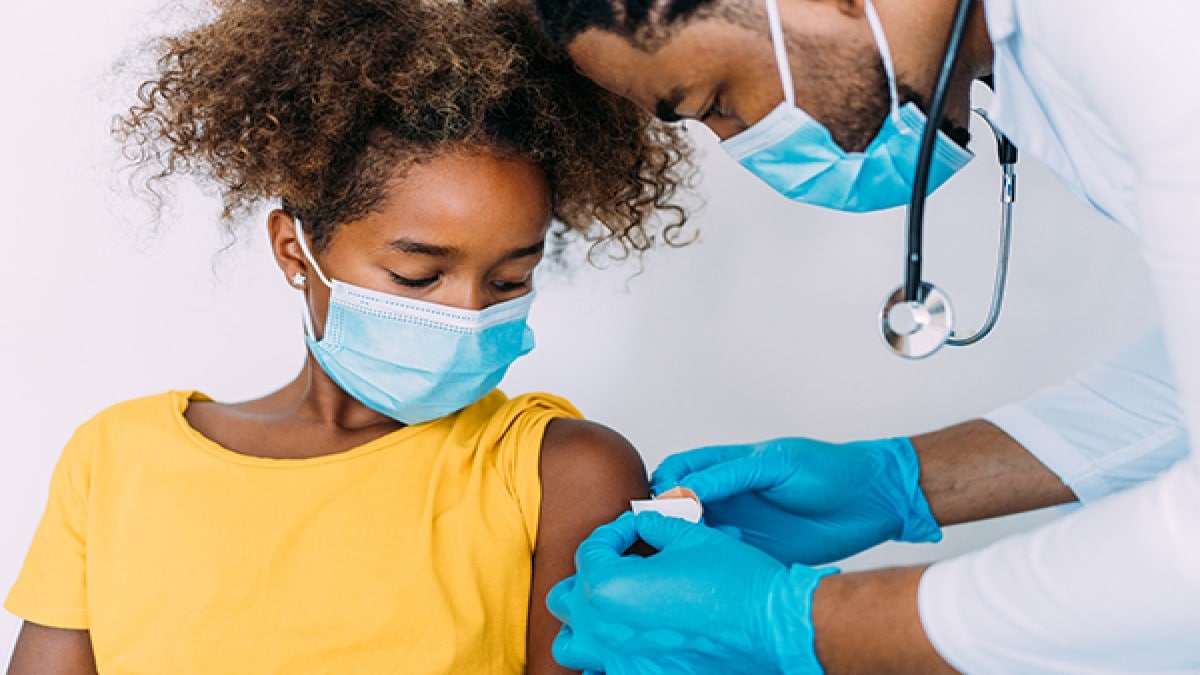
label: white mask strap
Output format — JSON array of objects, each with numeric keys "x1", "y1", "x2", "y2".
[
  {"x1": 763, "y1": 0, "x2": 796, "y2": 107},
  {"x1": 292, "y1": 218, "x2": 333, "y2": 340},
  {"x1": 863, "y1": 0, "x2": 901, "y2": 116},
  {"x1": 293, "y1": 218, "x2": 334, "y2": 289}
]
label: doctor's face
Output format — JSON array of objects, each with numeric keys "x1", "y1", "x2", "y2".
[{"x1": 565, "y1": 4, "x2": 893, "y2": 152}]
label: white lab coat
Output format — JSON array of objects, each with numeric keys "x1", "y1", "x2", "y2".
[{"x1": 916, "y1": 1, "x2": 1200, "y2": 672}]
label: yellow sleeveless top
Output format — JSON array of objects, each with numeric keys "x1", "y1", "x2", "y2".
[{"x1": 6, "y1": 390, "x2": 580, "y2": 674}]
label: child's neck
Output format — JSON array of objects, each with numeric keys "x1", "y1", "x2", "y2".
[{"x1": 183, "y1": 360, "x2": 405, "y2": 460}]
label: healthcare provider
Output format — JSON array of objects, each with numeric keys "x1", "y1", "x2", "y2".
[{"x1": 533, "y1": 0, "x2": 1200, "y2": 672}]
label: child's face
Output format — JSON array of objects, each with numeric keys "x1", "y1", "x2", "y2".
[{"x1": 274, "y1": 150, "x2": 552, "y2": 331}]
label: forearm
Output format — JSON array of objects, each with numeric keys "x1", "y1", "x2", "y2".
[
  {"x1": 810, "y1": 566, "x2": 953, "y2": 674},
  {"x1": 911, "y1": 419, "x2": 1075, "y2": 526},
  {"x1": 806, "y1": 420, "x2": 1080, "y2": 671}
]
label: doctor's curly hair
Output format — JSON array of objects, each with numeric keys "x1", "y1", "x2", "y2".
[{"x1": 114, "y1": 0, "x2": 695, "y2": 255}]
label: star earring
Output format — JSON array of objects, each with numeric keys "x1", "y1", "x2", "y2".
[{"x1": 291, "y1": 272, "x2": 307, "y2": 288}]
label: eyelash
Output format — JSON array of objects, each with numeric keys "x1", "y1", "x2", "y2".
[
  {"x1": 389, "y1": 271, "x2": 438, "y2": 288},
  {"x1": 491, "y1": 280, "x2": 529, "y2": 292},
  {"x1": 699, "y1": 97, "x2": 723, "y2": 121},
  {"x1": 389, "y1": 272, "x2": 529, "y2": 293}
]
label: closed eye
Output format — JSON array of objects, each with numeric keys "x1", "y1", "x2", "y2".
[
  {"x1": 699, "y1": 97, "x2": 723, "y2": 122},
  {"x1": 389, "y1": 271, "x2": 439, "y2": 288},
  {"x1": 491, "y1": 279, "x2": 529, "y2": 293}
]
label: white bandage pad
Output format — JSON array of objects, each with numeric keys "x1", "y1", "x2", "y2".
[{"x1": 630, "y1": 497, "x2": 703, "y2": 523}]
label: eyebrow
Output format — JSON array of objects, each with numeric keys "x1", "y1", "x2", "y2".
[
  {"x1": 389, "y1": 238, "x2": 545, "y2": 260},
  {"x1": 654, "y1": 87, "x2": 687, "y2": 123},
  {"x1": 507, "y1": 240, "x2": 545, "y2": 260},
  {"x1": 390, "y1": 239, "x2": 455, "y2": 256}
]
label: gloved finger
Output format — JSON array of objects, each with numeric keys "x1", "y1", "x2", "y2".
[
  {"x1": 632, "y1": 510, "x2": 708, "y2": 551},
  {"x1": 710, "y1": 523, "x2": 745, "y2": 540},
  {"x1": 651, "y1": 444, "x2": 749, "y2": 493},
  {"x1": 552, "y1": 624, "x2": 605, "y2": 671},
  {"x1": 575, "y1": 511, "x2": 640, "y2": 569},
  {"x1": 678, "y1": 453, "x2": 789, "y2": 503},
  {"x1": 546, "y1": 575, "x2": 576, "y2": 622}
]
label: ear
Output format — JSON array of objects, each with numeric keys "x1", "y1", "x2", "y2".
[
  {"x1": 779, "y1": 0, "x2": 868, "y2": 34},
  {"x1": 834, "y1": 0, "x2": 866, "y2": 18},
  {"x1": 267, "y1": 209, "x2": 310, "y2": 291}
]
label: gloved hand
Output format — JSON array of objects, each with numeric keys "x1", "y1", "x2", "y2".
[
  {"x1": 548, "y1": 511, "x2": 838, "y2": 675},
  {"x1": 651, "y1": 437, "x2": 941, "y2": 565}
]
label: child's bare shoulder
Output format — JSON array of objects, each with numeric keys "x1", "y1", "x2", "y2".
[
  {"x1": 539, "y1": 417, "x2": 649, "y2": 521},
  {"x1": 541, "y1": 418, "x2": 645, "y2": 483}
]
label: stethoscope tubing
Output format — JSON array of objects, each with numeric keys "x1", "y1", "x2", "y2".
[
  {"x1": 946, "y1": 111, "x2": 1017, "y2": 347},
  {"x1": 882, "y1": 0, "x2": 1019, "y2": 358},
  {"x1": 904, "y1": 0, "x2": 978, "y2": 303}
]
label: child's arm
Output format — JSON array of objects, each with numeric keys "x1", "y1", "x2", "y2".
[
  {"x1": 527, "y1": 418, "x2": 651, "y2": 675},
  {"x1": 7, "y1": 622, "x2": 97, "y2": 675}
]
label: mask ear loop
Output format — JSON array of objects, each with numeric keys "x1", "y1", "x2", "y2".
[
  {"x1": 293, "y1": 218, "x2": 334, "y2": 339},
  {"x1": 863, "y1": 0, "x2": 901, "y2": 120},
  {"x1": 763, "y1": 0, "x2": 796, "y2": 107},
  {"x1": 293, "y1": 219, "x2": 334, "y2": 288}
]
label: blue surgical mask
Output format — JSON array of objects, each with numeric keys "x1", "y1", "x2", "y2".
[
  {"x1": 294, "y1": 220, "x2": 535, "y2": 425},
  {"x1": 721, "y1": 0, "x2": 973, "y2": 212}
]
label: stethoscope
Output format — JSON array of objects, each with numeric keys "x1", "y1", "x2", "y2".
[{"x1": 879, "y1": 0, "x2": 1019, "y2": 359}]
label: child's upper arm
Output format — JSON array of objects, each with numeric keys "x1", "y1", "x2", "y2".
[
  {"x1": 7, "y1": 622, "x2": 97, "y2": 675},
  {"x1": 526, "y1": 418, "x2": 650, "y2": 675}
]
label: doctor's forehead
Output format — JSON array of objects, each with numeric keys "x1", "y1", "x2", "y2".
[
  {"x1": 534, "y1": 0, "x2": 762, "y2": 48},
  {"x1": 565, "y1": 21, "x2": 768, "y2": 116},
  {"x1": 537, "y1": 0, "x2": 765, "y2": 98}
]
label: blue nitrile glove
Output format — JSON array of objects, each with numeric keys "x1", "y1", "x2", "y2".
[
  {"x1": 651, "y1": 437, "x2": 941, "y2": 566},
  {"x1": 548, "y1": 511, "x2": 838, "y2": 675}
]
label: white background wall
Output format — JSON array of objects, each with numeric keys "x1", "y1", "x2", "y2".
[{"x1": 0, "y1": 0, "x2": 1158, "y2": 660}]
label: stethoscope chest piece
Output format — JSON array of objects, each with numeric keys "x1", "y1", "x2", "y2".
[
  {"x1": 880, "y1": 283, "x2": 955, "y2": 359},
  {"x1": 873, "y1": 0, "x2": 1017, "y2": 360}
]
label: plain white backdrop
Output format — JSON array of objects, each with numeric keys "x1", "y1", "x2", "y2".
[{"x1": 0, "y1": 0, "x2": 1159, "y2": 660}]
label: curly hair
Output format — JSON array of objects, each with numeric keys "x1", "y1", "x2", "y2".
[
  {"x1": 532, "y1": 0, "x2": 766, "y2": 54},
  {"x1": 115, "y1": 0, "x2": 695, "y2": 255}
]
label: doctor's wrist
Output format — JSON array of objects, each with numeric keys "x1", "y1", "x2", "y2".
[
  {"x1": 867, "y1": 437, "x2": 942, "y2": 545},
  {"x1": 810, "y1": 565, "x2": 956, "y2": 674},
  {"x1": 767, "y1": 564, "x2": 840, "y2": 675}
]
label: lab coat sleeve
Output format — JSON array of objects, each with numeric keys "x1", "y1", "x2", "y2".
[
  {"x1": 984, "y1": 330, "x2": 1189, "y2": 504},
  {"x1": 918, "y1": 453, "x2": 1200, "y2": 674},
  {"x1": 919, "y1": 4, "x2": 1200, "y2": 668}
]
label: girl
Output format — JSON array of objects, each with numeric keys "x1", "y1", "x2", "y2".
[{"x1": 4, "y1": 1, "x2": 692, "y2": 672}]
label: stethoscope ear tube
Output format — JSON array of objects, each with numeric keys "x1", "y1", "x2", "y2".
[{"x1": 882, "y1": 0, "x2": 1019, "y2": 359}]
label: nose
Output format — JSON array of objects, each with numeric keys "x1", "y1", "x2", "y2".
[
  {"x1": 705, "y1": 117, "x2": 749, "y2": 142},
  {"x1": 434, "y1": 280, "x2": 489, "y2": 312}
]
